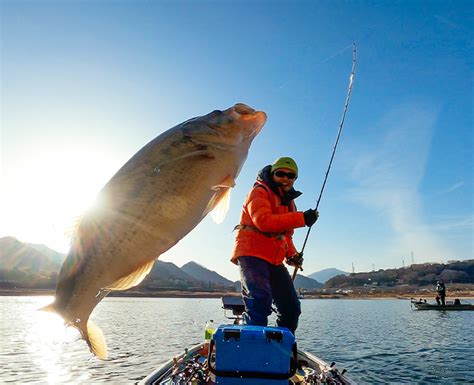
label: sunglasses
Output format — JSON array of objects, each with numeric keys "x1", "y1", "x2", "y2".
[{"x1": 274, "y1": 170, "x2": 297, "y2": 179}]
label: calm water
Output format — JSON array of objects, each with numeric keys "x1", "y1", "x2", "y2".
[{"x1": 0, "y1": 296, "x2": 473, "y2": 384}]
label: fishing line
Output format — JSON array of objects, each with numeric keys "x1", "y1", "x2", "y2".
[
  {"x1": 319, "y1": 44, "x2": 353, "y2": 64},
  {"x1": 292, "y1": 43, "x2": 357, "y2": 281}
]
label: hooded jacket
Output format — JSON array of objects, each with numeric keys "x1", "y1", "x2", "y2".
[{"x1": 231, "y1": 165, "x2": 306, "y2": 265}]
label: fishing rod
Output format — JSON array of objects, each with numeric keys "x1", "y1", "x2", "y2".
[{"x1": 292, "y1": 43, "x2": 357, "y2": 281}]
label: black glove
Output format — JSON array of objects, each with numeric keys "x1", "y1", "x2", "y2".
[
  {"x1": 287, "y1": 252, "x2": 304, "y2": 268},
  {"x1": 303, "y1": 209, "x2": 319, "y2": 227}
]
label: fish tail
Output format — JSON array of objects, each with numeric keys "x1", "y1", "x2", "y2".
[
  {"x1": 39, "y1": 303, "x2": 108, "y2": 360},
  {"x1": 83, "y1": 319, "x2": 108, "y2": 360}
]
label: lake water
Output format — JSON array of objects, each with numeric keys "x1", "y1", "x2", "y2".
[{"x1": 0, "y1": 296, "x2": 473, "y2": 384}]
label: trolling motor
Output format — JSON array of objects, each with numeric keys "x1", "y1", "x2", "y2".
[{"x1": 221, "y1": 295, "x2": 245, "y2": 325}]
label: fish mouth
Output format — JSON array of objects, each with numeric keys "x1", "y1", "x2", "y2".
[
  {"x1": 233, "y1": 103, "x2": 256, "y2": 115},
  {"x1": 251, "y1": 111, "x2": 267, "y2": 136},
  {"x1": 207, "y1": 103, "x2": 266, "y2": 143},
  {"x1": 231, "y1": 103, "x2": 267, "y2": 135}
]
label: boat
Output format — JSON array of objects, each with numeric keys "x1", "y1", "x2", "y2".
[
  {"x1": 140, "y1": 296, "x2": 355, "y2": 384},
  {"x1": 410, "y1": 298, "x2": 474, "y2": 311}
]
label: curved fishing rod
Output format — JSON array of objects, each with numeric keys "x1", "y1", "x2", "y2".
[{"x1": 292, "y1": 43, "x2": 357, "y2": 281}]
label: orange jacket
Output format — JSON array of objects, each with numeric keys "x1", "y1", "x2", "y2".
[{"x1": 231, "y1": 180, "x2": 306, "y2": 265}]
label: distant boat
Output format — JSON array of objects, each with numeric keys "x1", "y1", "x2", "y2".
[{"x1": 410, "y1": 298, "x2": 474, "y2": 311}]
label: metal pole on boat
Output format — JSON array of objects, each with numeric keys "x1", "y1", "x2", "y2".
[{"x1": 292, "y1": 43, "x2": 357, "y2": 281}]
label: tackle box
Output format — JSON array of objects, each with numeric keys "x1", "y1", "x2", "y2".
[{"x1": 209, "y1": 325, "x2": 296, "y2": 385}]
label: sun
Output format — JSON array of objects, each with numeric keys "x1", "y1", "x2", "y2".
[{"x1": 2, "y1": 149, "x2": 119, "y2": 252}]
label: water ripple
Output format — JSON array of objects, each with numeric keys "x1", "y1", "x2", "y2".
[{"x1": 1, "y1": 297, "x2": 473, "y2": 383}]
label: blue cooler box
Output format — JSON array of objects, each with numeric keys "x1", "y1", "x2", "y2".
[{"x1": 209, "y1": 325, "x2": 296, "y2": 385}]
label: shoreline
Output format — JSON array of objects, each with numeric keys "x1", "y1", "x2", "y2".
[{"x1": 1, "y1": 289, "x2": 473, "y2": 300}]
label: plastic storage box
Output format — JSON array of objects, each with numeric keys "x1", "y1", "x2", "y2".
[{"x1": 209, "y1": 325, "x2": 296, "y2": 385}]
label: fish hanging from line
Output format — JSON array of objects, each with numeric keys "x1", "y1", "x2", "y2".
[{"x1": 40, "y1": 103, "x2": 267, "y2": 359}]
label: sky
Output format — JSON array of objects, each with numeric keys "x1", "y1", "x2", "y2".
[{"x1": 1, "y1": 0, "x2": 472, "y2": 281}]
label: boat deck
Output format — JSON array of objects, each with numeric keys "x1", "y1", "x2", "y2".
[
  {"x1": 140, "y1": 296, "x2": 355, "y2": 384},
  {"x1": 140, "y1": 341, "x2": 354, "y2": 384}
]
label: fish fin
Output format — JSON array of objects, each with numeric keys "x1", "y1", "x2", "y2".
[
  {"x1": 206, "y1": 175, "x2": 236, "y2": 223},
  {"x1": 154, "y1": 150, "x2": 214, "y2": 174},
  {"x1": 85, "y1": 320, "x2": 108, "y2": 360},
  {"x1": 208, "y1": 187, "x2": 231, "y2": 224},
  {"x1": 38, "y1": 303, "x2": 55, "y2": 312},
  {"x1": 64, "y1": 214, "x2": 83, "y2": 238},
  {"x1": 104, "y1": 259, "x2": 155, "y2": 291},
  {"x1": 37, "y1": 303, "x2": 108, "y2": 360},
  {"x1": 211, "y1": 175, "x2": 236, "y2": 190}
]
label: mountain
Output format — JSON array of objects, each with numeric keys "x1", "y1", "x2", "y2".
[
  {"x1": 0, "y1": 237, "x2": 61, "y2": 288},
  {"x1": 145, "y1": 260, "x2": 198, "y2": 283},
  {"x1": 26, "y1": 243, "x2": 66, "y2": 265},
  {"x1": 233, "y1": 274, "x2": 323, "y2": 291},
  {"x1": 308, "y1": 268, "x2": 349, "y2": 284},
  {"x1": 3, "y1": 237, "x2": 471, "y2": 293},
  {"x1": 294, "y1": 274, "x2": 324, "y2": 289},
  {"x1": 0, "y1": 237, "x2": 234, "y2": 291},
  {"x1": 0, "y1": 236, "x2": 323, "y2": 292},
  {"x1": 181, "y1": 261, "x2": 234, "y2": 287},
  {"x1": 0, "y1": 237, "x2": 61, "y2": 275}
]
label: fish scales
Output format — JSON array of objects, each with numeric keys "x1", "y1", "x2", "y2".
[{"x1": 43, "y1": 103, "x2": 266, "y2": 359}]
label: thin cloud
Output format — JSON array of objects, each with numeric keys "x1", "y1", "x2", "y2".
[
  {"x1": 439, "y1": 181, "x2": 464, "y2": 195},
  {"x1": 429, "y1": 215, "x2": 473, "y2": 232},
  {"x1": 348, "y1": 102, "x2": 452, "y2": 261}
]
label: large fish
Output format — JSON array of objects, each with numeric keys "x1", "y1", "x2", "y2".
[{"x1": 42, "y1": 103, "x2": 266, "y2": 359}]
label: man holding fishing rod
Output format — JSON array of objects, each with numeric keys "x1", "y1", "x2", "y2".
[
  {"x1": 231, "y1": 44, "x2": 356, "y2": 335},
  {"x1": 231, "y1": 45, "x2": 356, "y2": 334},
  {"x1": 231, "y1": 157, "x2": 319, "y2": 334}
]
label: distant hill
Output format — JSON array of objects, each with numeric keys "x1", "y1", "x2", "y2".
[
  {"x1": 234, "y1": 274, "x2": 323, "y2": 291},
  {"x1": 0, "y1": 237, "x2": 61, "y2": 288},
  {"x1": 294, "y1": 274, "x2": 324, "y2": 289},
  {"x1": 308, "y1": 268, "x2": 348, "y2": 284},
  {"x1": 142, "y1": 260, "x2": 199, "y2": 289},
  {"x1": 181, "y1": 261, "x2": 234, "y2": 287},
  {"x1": 325, "y1": 260, "x2": 474, "y2": 288},
  {"x1": 26, "y1": 243, "x2": 66, "y2": 266},
  {"x1": 147, "y1": 260, "x2": 197, "y2": 282},
  {"x1": 0, "y1": 236, "x2": 236, "y2": 292},
  {"x1": 0, "y1": 237, "x2": 61, "y2": 275}
]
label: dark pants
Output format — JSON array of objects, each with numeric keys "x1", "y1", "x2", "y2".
[
  {"x1": 436, "y1": 293, "x2": 446, "y2": 306},
  {"x1": 238, "y1": 256, "x2": 301, "y2": 334}
]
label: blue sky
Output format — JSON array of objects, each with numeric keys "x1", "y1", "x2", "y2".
[{"x1": 1, "y1": 0, "x2": 472, "y2": 281}]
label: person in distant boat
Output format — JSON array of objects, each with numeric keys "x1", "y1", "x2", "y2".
[
  {"x1": 231, "y1": 157, "x2": 319, "y2": 334},
  {"x1": 435, "y1": 280, "x2": 446, "y2": 306}
]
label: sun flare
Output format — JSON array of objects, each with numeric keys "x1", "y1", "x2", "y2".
[
  {"x1": 2, "y1": 150, "x2": 119, "y2": 252},
  {"x1": 24, "y1": 298, "x2": 83, "y2": 384}
]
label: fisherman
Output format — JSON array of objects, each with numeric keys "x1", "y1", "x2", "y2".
[
  {"x1": 435, "y1": 280, "x2": 446, "y2": 306},
  {"x1": 231, "y1": 157, "x2": 319, "y2": 334}
]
